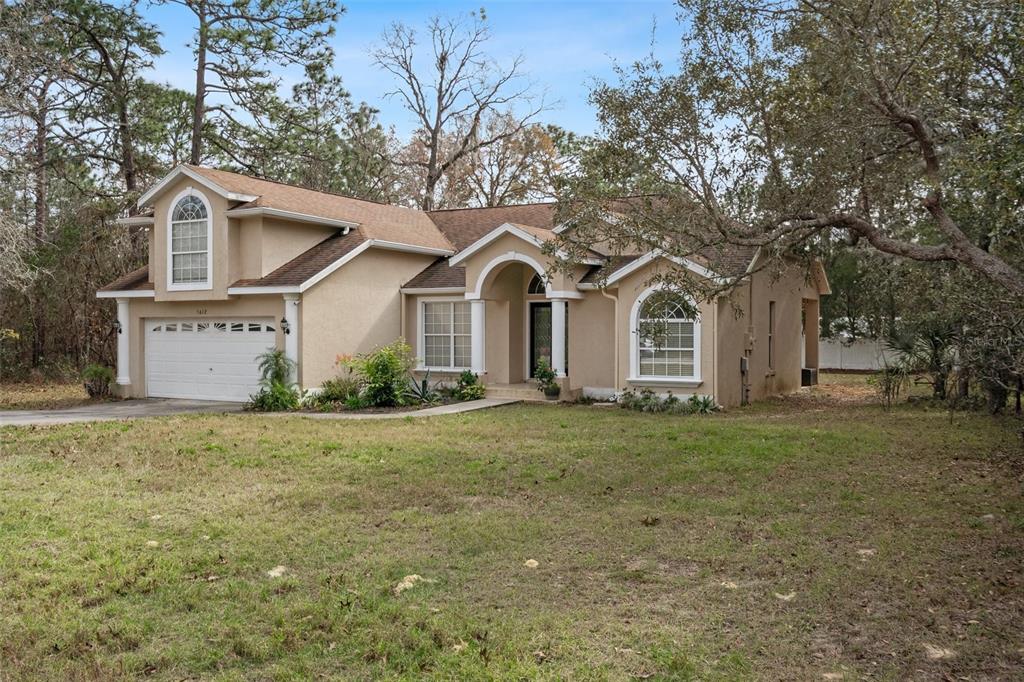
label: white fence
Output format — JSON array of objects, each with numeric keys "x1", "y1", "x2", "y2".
[{"x1": 819, "y1": 338, "x2": 895, "y2": 371}]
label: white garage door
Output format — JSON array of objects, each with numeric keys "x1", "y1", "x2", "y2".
[{"x1": 145, "y1": 318, "x2": 276, "y2": 401}]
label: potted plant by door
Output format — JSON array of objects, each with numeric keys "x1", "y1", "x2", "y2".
[{"x1": 534, "y1": 359, "x2": 561, "y2": 400}]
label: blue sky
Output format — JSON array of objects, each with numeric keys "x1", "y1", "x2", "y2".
[{"x1": 142, "y1": 0, "x2": 685, "y2": 137}]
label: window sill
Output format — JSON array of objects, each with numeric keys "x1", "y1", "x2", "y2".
[
  {"x1": 627, "y1": 376, "x2": 703, "y2": 388},
  {"x1": 167, "y1": 283, "x2": 212, "y2": 292},
  {"x1": 416, "y1": 366, "x2": 473, "y2": 374}
]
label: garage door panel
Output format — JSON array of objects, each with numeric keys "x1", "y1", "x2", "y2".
[{"x1": 145, "y1": 318, "x2": 276, "y2": 402}]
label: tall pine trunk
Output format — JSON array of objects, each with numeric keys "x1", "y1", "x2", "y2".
[{"x1": 189, "y1": 10, "x2": 208, "y2": 165}]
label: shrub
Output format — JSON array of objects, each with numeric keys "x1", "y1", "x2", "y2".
[
  {"x1": 533, "y1": 359, "x2": 559, "y2": 398},
  {"x1": 82, "y1": 363, "x2": 114, "y2": 399},
  {"x1": 247, "y1": 348, "x2": 301, "y2": 412},
  {"x1": 248, "y1": 380, "x2": 301, "y2": 411},
  {"x1": 869, "y1": 363, "x2": 909, "y2": 410},
  {"x1": 406, "y1": 370, "x2": 441, "y2": 404},
  {"x1": 306, "y1": 375, "x2": 361, "y2": 410},
  {"x1": 455, "y1": 370, "x2": 486, "y2": 400},
  {"x1": 344, "y1": 340, "x2": 415, "y2": 407},
  {"x1": 687, "y1": 394, "x2": 719, "y2": 414},
  {"x1": 616, "y1": 388, "x2": 719, "y2": 415}
]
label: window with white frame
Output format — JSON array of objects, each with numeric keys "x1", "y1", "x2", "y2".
[
  {"x1": 422, "y1": 301, "x2": 472, "y2": 369},
  {"x1": 170, "y1": 195, "x2": 209, "y2": 284},
  {"x1": 636, "y1": 292, "x2": 698, "y2": 378}
]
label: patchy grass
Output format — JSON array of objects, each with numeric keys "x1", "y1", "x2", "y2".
[
  {"x1": 0, "y1": 381, "x2": 92, "y2": 410},
  {"x1": 0, "y1": 380, "x2": 1021, "y2": 680}
]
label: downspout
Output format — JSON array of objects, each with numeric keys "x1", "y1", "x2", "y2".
[
  {"x1": 712, "y1": 296, "x2": 718, "y2": 402},
  {"x1": 600, "y1": 287, "x2": 619, "y2": 394},
  {"x1": 400, "y1": 291, "x2": 407, "y2": 341}
]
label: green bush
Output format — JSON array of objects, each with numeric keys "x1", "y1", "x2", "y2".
[
  {"x1": 406, "y1": 370, "x2": 441, "y2": 404},
  {"x1": 306, "y1": 375, "x2": 361, "y2": 410},
  {"x1": 616, "y1": 388, "x2": 719, "y2": 415},
  {"x1": 82, "y1": 363, "x2": 114, "y2": 399},
  {"x1": 344, "y1": 340, "x2": 415, "y2": 407},
  {"x1": 247, "y1": 380, "x2": 301, "y2": 411},
  {"x1": 454, "y1": 370, "x2": 486, "y2": 400},
  {"x1": 246, "y1": 348, "x2": 301, "y2": 412}
]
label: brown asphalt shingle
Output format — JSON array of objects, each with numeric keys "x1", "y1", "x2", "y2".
[
  {"x1": 99, "y1": 167, "x2": 758, "y2": 293},
  {"x1": 98, "y1": 265, "x2": 152, "y2": 291},
  {"x1": 427, "y1": 203, "x2": 556, "y2": 250},
  {"x1": 402, "y1": 259, "x2": 466, "y2": 289},
  {"x1": 186, "y1": 165, "x2": 454, "y2": 252},
  {"x1": 231, "y1": 230, "x2": 367, "y2": 288}
]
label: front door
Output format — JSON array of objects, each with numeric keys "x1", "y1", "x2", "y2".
[
  {"x1": 529, "y1": 302, "x2": 567, "y2": 378},
  {"x1": 529, "y1": 302, "x2": 552, "y2": 378}
]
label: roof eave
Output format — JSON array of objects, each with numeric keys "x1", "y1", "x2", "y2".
[
  {"x1": 225, "y1": 206, "x2": 358, "y2": 231},
  {"x1": 137, "y1": 165, "x2": 258, "y2": 208},
  {"x1": 96, "y1": 289, "x2": 155, "y2": 299}
]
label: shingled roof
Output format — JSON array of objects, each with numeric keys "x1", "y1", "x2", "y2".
[
  {"x1": 230, "y1": 230, "x2": 367, "y2": 288},
  {"x1": 101, "y1": 166, "x2": 758, "y2": 294},
  {"x1": 185, "y1": 165, "x2": 454, "y2": 252},
  {"x1": 98, "y1": 265, "x2": 152, "y2": 292},
  {"x1": 427, "y1": 203, "x2": 556, "y2": 250},
  {"x1": 401, "y1": 258, "x2": 466, "y2": 290}
]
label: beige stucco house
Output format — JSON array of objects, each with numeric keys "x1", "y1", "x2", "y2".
[{"x1": 97, "y1": 164, "x2": 829, "y2": 406}]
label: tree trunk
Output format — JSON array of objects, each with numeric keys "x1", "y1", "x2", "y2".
[
  {"x1": 190, "y1": 10, "x2": 208, "y2": 165},
  {"x1": 31, "y1": 90, "x2": 48, "y2": 368},
  {"x1": 421, "y1": 172, "x2": 438, "y2": 211},
  {"x1": 118, "y1": 88, "x2": 137, "y2": 193}
]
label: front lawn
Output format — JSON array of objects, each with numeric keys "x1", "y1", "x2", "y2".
[
  {"x1": 0, "y1": 380, "x2": 1021, "y2": 680},
  {"x1": 0, "y1": 381, "x2": 92, "y2": 411}
]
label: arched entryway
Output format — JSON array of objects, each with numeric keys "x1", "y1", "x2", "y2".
[{"x1": 468, "y1": 255, "x2": 569, "y2": 383}]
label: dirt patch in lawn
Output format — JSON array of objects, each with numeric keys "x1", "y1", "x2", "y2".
[{"x1": 0, "y1": 381, "x2": 95, "y2": 410}]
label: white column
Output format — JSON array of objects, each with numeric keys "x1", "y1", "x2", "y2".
[
  {"x1": 470, "y1": 298, "x2": 486, "y2": 375},
  {"x1": 116, "y1": 298, "x2": 130, "y2": 385},
  {"x1": 551, "y1": 298, "x2": 567, "y2": 377},
  {"x1": 283, "y1": 293, "x2": 300, "y2": 383}
]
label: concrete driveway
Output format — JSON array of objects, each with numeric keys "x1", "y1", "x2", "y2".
[{"x1": 0, "y1": 399, "x2": 244, "y2": 427}]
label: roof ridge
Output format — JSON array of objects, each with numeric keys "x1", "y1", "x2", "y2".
[
  {"x1": 426, "y1": 200, "x2": 557, "y2": 214},
  {"x1": 184, "y1": 164, "x2": 420, "y2": 212}
]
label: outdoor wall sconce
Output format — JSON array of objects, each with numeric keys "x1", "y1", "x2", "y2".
[
  {"x1": 113, "y1": 319, "x2": 122, "y2": 335},
  {"x1": 280, "y1": 316, "x2": 291, "y2": 335}
]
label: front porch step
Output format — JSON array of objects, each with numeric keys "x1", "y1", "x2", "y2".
[
  {"x1": 484, "y1": 383, "x2": 580, "y2": 402},
  {"x1": 485, "y1": 383, "x2": 549, "y2": 402}
]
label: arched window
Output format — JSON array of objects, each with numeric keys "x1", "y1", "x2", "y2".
[
  {"x1": 633, "y1": 289, "x2": 700, "y2": 380},
  {"x1": 169, "y1": 193, "x2": 210, "y2": 286},
  {"x1": 527, "y1": 273, "x2": 546, "y2": 295}
]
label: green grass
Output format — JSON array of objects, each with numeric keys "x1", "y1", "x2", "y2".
[{"x1": 0, "y1": 381, "x2": 1021, "y2": 680}]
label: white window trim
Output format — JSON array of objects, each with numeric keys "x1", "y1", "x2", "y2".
[
  {"x1": 627, "y1": 284, "x2": 702, "y2": 384},
  {"x1": 417, "y1": 296, "x2": 473, "y2": 372},
  {"x1": 166, "y1": 188, "x2": 213, "y2": 291}
]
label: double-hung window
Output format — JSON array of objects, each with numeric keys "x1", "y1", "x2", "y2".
[
  {"x1": 422, "y1": 301, "x2": 471, "y2": 369},
  {"x1": 170, "y1": 194, "x2": 210, "y2": 286}
]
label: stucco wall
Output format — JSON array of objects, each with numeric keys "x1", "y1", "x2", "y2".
[
  {"x1": 568, "y1": 291, "x2": 616, "y2": 392},
  {"x1": 299, "y1": 248, "x2": 436, "y2": 388},
  {"x1": 150, "y1": 179, "x2": 339, "y2": 299},
  {"x1": 151, "y1": 176, "x2": 233, "y2": 302},
  {"x1": 260, "y1": 218, "x2": 336, "y2": 276},
  {"x1": 715, "y1": 260, "x2": 822, "y2": 406},
  {"x1": 460, "y1": 233, "x2": 578, "y2": 298},
  {"x1": 120, "y1": 295, "x2": 284, "y2": 398}
]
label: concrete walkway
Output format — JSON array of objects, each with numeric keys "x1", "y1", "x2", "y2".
[
  {"x1": 270, "y1": 398, "x2": 519, "y2": 420},
  {"x1": 0, "y1": 399, "x2": 243, "y2": 427},
  {"x1": 0, "y1": 397, "x2": 518, "y2": 427}
]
